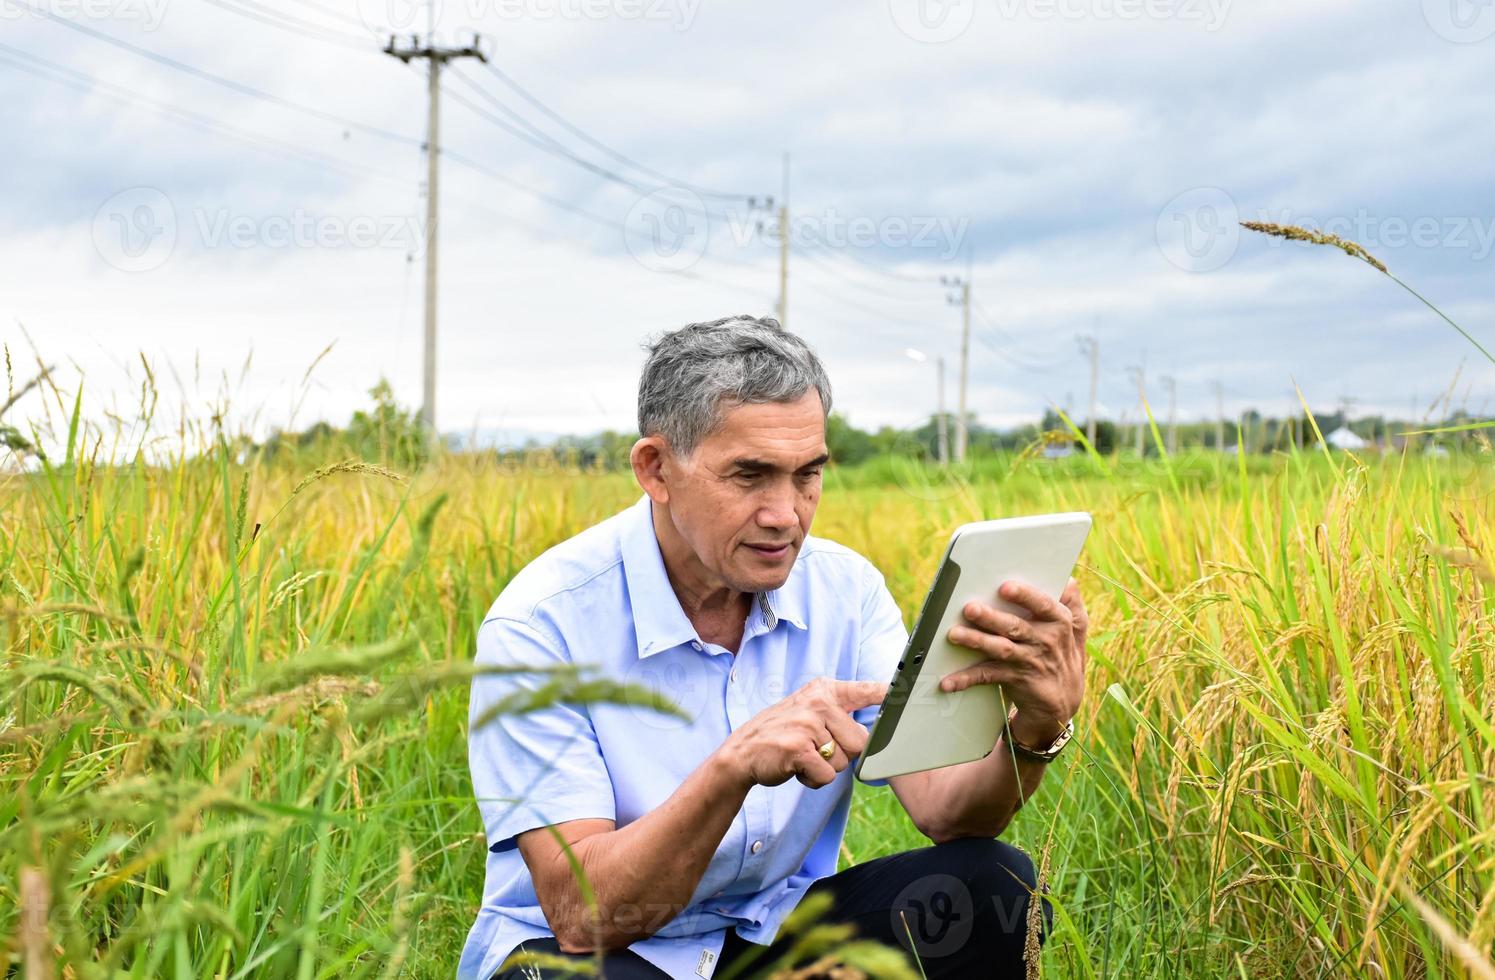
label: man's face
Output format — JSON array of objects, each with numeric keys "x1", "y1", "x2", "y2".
[{"x1": 665, "y1": 391, "x2": 828, "y2": 595}]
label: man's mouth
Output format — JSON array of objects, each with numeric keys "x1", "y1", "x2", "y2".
[{"x1": 744, "y1": 541, "x2": 793, "y2": 559}]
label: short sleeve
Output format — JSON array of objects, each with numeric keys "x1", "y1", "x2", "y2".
[
  {"x1": 468, "y1": 615, "x2": 617, "y2": 853},
  {"x1": 854, "y1": 560, "x2": 908, "y2": 731}
]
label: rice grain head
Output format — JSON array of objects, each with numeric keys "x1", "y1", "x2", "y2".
[{"x1": 1240, "y1": 220, "x2": 1389, "y2": 274}]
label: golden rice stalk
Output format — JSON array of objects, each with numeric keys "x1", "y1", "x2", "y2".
[
  {"x1": 1240, "y1": 221, "x2": 1389, "y2": 274},
  {"x1": 1398, "y1": 884, "x2": 1495, "y2": 980},
  {"x1": 234, "y1": 634, "x2": 416, "y2": 703},
  {"x1": 289, "y1": 457, "x2": 406, "y2": 499},
  {"x1": 1024, "y1": 837, "x2": 1052, "y2": 980},
  {"x1": 20, "y1": 866, "x2": 54, "y2": 980}
]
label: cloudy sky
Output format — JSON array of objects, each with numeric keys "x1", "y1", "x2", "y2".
[{"x1": 3, "y1": 0, "x2": 1494, "y2": 447}]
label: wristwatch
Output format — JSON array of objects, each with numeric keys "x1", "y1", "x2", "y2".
[{"x1": 1003, "y1": 705, "x2": 1074, "y2": 764}]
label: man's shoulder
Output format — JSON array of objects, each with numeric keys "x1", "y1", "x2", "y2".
[
  {"x1": 799, "y1": 534, "x2": 885, "y2": 586},
  {"x1": 482, "y1": 505, "x2": 631, "y2": 626}
]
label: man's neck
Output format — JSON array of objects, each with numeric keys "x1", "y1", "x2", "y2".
[{"x1": 651, "y1": 500, "x2": 752, "y2": 651}]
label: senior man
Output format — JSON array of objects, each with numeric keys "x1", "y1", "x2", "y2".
[{"x1": 458, "y1": 316, "x2": 1089, "y2": 980}]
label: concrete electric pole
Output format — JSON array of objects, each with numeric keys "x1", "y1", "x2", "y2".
[
  {"x1": 1127, "y1": 364, "x2": 1147, "y2": 456},
  {"x1": 383, "y1": 33, "x2": 486, "y2": 438},
  {"x1": 940, "y1": 275, "x2": 972, "y2": 462},
  {"x1": 936, "y1": 355, "x2": 949, "y2": 465},
  {"x1": 1077, "y1": 334, "x2": 1099, "y2": 448},
  {"x1": 1161, "y1": 374, "x2": 1178, "y2": 455},
  {"x1": 776, "y1": 153, "x2": 790, "y2": 329},
  {"x1": 1212, "y1": 380, "x2": 1227, "y2": 451}
]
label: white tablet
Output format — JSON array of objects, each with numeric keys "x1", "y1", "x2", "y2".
[{"x1": 855, "y1": 512, "x2": 1092, "y2": 783}]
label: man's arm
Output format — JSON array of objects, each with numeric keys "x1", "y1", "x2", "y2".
[
  {"x1": 887, "y1": 578, "x2": 1090, "y2": 842},
  {"x1": 517, "y1": 678, "x2": 886, "y2": 953}
]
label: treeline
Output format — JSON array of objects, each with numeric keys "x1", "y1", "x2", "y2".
[{"x1": 256, "y1": 380, "x2": 1491, "y2": 472}]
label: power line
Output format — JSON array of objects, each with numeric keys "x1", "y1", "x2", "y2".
[
  {"x1": 479, "y1": 60, "x2": 754, "y2": 202},
  {"x1": 443, "y1": 67, "x2": 741, "y2": 222},
  {"x1": 10, "y1": 0, "x2": 420, "y2": 146},
  {"x1": 194, "y1": 0, "x2": 373, "y2": 50},
  {"x1": 803, "y1": 240, "x2": 945, "y2": 286},
  {"x1": 795, "y1": 248, "x2": 941, "y2": 307},
  {"x1": 0, "y1": 41, "x2": 407, "y2": 185},
  {"x1": 279, "y1": 0, "x2": 369, "y2": 30}
]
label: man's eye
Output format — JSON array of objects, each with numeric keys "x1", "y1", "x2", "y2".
[{"x1": 797, "y1": 469, "x2": 822, "y2": 482}]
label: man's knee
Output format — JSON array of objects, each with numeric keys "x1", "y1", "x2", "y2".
[{"x1": 918, "y1": 838, "x2": 1051, "y2": 946}]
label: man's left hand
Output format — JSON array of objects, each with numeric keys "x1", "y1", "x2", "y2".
[{"x1": 940, "y1": 577, "x2": 1090, "y2": 744}]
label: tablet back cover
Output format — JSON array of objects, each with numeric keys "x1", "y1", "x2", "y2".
[{"x1": 856, "y1": 512, "x2": 1091, "y2": 782}]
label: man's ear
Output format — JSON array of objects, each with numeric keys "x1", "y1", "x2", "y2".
[{"x1": 631, "y1": 435, "x2": 672, "y2": 505}]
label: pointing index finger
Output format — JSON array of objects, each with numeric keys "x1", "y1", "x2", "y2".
[{"x1": 832, "y1": 680, "x2": 887, "y2": 711}]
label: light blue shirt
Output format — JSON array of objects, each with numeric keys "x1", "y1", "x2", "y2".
[{"x1": 457, "y1": 493, "x2": 908, "y2": 980}]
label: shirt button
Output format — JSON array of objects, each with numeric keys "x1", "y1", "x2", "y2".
[
  {"x1": 730, "y1": 667, "x2": 738, "y2": 682},
  {"x1": 691, "y1": 641, "x2": 702, "y2": 651},
  {"x1": 751, "y1": 840, "x2": 763, "y2": 855}
]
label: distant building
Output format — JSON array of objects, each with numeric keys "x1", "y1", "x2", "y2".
[{"x1": 1326, "y1": 425, "x2": 1367, "y2": 451}]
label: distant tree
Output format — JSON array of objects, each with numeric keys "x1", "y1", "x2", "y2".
[
  {"x1": 826, "y1": 412, "x2": 878, "y2": 466},
  {"x1": 260, "y1": 379, "x2": 427, "y2": 469}
]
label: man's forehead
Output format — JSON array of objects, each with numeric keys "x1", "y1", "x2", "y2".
[{"x1": 701, "y1": 396, "x2": 828, "y2": 463}]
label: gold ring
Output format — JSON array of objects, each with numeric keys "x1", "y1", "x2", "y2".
[{"x1": 817, "y1": 739, "x2": 836, "y2": 760}]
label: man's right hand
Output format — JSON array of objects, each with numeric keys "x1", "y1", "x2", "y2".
[{"x1": 719, "y1": 678, "x2": 887, "y2": 790}]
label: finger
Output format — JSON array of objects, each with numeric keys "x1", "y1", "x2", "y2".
[
  {"x1": 1061, "y1": 580, "x2": 1090, "y2": 633},
  {"x1": 947, "y1": 624, "x2": 1027, "y2": 662},
  {"x1": 939, "y1": 661, "x2": 1014, "y2": 693},
  {"x1": 998, "y1": 580, "x2": 1069, "y2": 623},
  {"x1": 830, "y1": 679, "x2": 888, "y2": 712},
  {"x1": 793, "y1": 751, "x2": 839, "y2": 788},
  {"x1": 821, "y1": 708, "x2": 870, "y2": 757},
  {"x1": 961, "y1": 601, "x2": 1039, "y2": 647}
]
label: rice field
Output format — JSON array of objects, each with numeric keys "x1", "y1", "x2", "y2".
[{"x1": 2, "y1": 403, "x2": 1493, "y2": 978}]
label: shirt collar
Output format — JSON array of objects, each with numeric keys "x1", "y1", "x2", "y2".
[{"x1": 621, "y1": 495, "x2": 808, "y2": 660}]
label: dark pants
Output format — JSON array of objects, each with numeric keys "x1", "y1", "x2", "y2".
[{"x1": 492, "y1": 837, "x2": 1049, "y2": 979}]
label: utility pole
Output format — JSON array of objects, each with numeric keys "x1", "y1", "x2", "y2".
[
  {"x1": 1127, "y1": 364, "x2": 1147, "y2": 455},
  {"x1": 1161, "y1": 374, "x2": 1178, "y2": 455},
  {"x1": 1212, "y1": 380, "x2": 1226, "y2": 451},
  {"x1": 1077, "y1": 334, "x2": 1099, "y2": 448},
  {"x1": 939, "y1": 274, "x2": 972, "y2": 462},
  {"x1": 936, "y1": 356, "x2": 949, "y2": 465},
  {"x1": 384, "y1": 32, "x2": 486, "y2": 437},
  {"x1": 776, "y1": 153, "x2": 790, "y2": 329}
]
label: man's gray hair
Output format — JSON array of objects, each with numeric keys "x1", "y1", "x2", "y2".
[{"x1": 637, "y1": 315, "x2": 833, "y2": 457}]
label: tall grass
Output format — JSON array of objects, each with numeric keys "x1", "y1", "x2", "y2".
[{"x1": 2, "y1": 387, "x2": 1492, "y2": 977}]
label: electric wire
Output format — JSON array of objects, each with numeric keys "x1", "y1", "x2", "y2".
[{"x1": 478, "y1": 60, "x2": 753, "y2": 202}]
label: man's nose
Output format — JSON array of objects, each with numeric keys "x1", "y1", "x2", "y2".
[{"x1": 757, "y1": 487, "x2": 798, "y2": 530}]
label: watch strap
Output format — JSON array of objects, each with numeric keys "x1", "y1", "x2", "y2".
[{"x1": 1004, "y1": 706, "x2": 1074, "y2": 764}]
